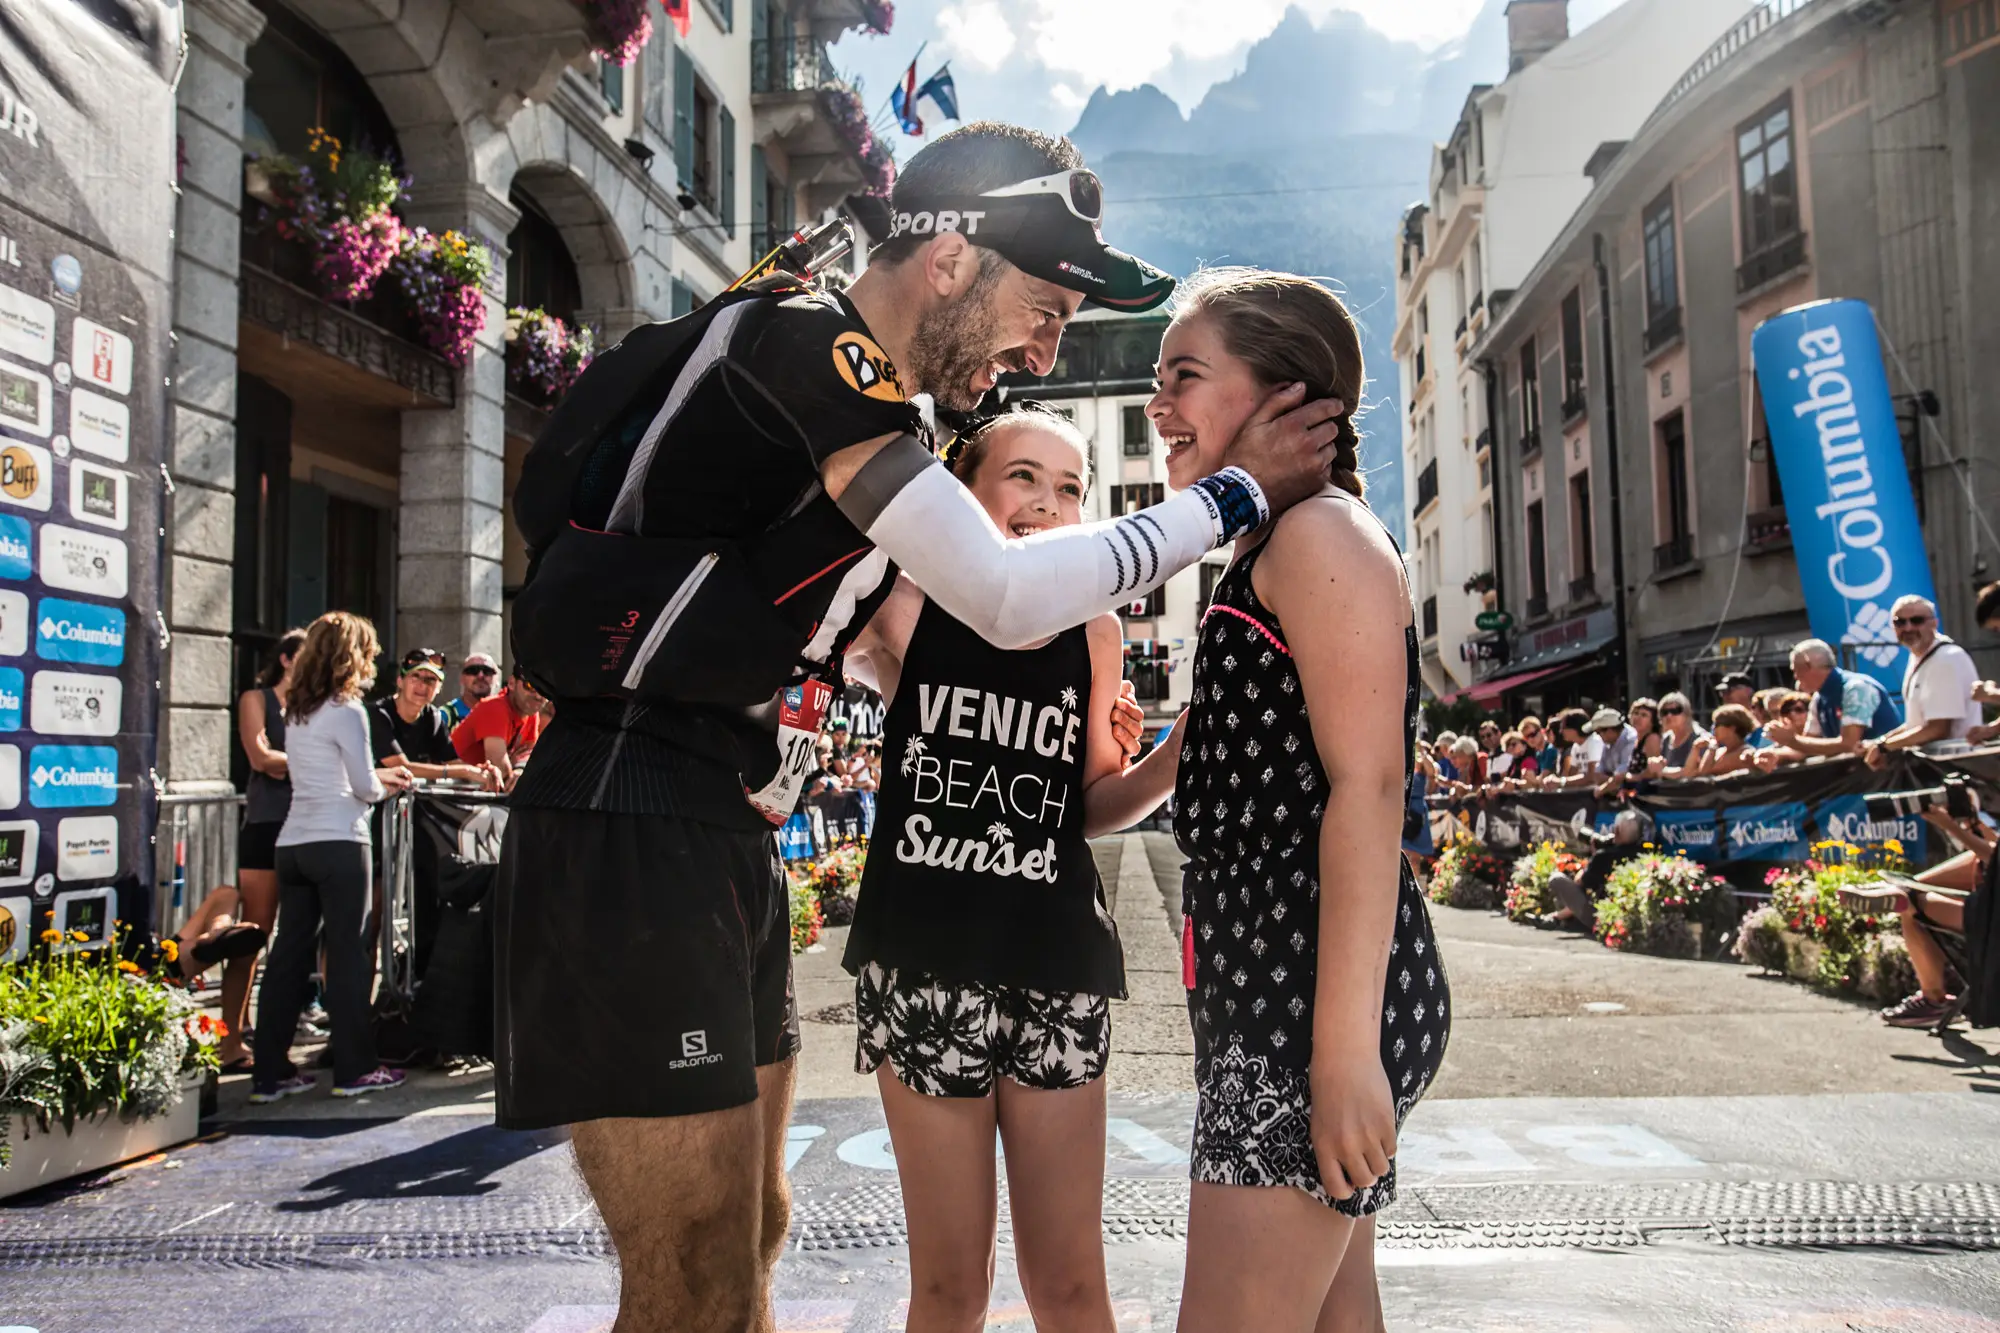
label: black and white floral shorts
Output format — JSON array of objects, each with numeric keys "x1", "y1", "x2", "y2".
[{"x1": 854, "y1": 961, "x2": 1111, "y2": 1098}]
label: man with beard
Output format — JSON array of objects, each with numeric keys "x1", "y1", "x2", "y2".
[{"x1": 497, "y1": 121, "x2": 1346, "y2": 1333}]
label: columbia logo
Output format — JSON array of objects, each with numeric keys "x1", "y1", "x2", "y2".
[{"x1": 30, "y1": 767, "x2": 45, "y2": 787}]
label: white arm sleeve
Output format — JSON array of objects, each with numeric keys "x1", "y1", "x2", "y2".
[{"x1": 836, "y1": 437, "x2": 1269, "y2": 650}]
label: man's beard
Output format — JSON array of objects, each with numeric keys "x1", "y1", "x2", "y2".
[{"x1": 905, "y1": 254, "x2": 1024, "y2": 412}]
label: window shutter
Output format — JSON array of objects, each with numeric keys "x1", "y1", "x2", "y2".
[
  {"x1": 749, "y1": 145, "x2": 768, "y2": 254},
  {"x1": 719, "y1": 0, "x2": 733, "y2": 30},
  {"x1": 673, "y1": 48, "x2": 695, "y2": 193},
  {"x1": 751, "y1": 1, "x2": 767, "y2": 41},
  {"x1": 599, "y1": 58, "x2": 624, "y2": 113},
  {"x1": 643, "y1": 31, "x2": 670, "y2": 136},
  {"x1": 671, "y1": 278, "x2": 695, "y2": 318},
  {"x1": 719, "y1": 107, "x2": 736, "y2": 238}
]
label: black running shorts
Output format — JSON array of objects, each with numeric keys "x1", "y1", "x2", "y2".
[{"x1": 493, "y1": 807, "x2": 799, "y2": 1130}]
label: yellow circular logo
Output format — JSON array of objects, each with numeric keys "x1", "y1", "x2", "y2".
[
  {"x1": 831, "y1": 332, "x2": 906, "y2": 403},
  {"x1": 0, "y1": 446, "x2": 39, "y2": 501},
  {"x1": 0, "y1": 902, "x2": 15, "y2": 957}
]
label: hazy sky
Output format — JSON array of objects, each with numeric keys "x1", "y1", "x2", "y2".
[{"x1": 831, "y1": 0, "x2": 1632, "y2": 140}]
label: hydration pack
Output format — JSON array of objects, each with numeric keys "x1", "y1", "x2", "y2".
[{"x1": 510, "y1": 282, "x2": 885, "y2": 708}]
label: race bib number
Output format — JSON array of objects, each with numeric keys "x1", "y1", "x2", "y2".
[{"x1": 745, "y1": 678, "x2": 834, "y2": 825}]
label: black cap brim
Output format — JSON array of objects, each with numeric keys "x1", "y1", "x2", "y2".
[{"x1": 884, "y1": 195, "x2": 1176, "y2": 312}]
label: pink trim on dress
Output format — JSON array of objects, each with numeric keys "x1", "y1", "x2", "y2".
[{"x1": 1201, "y1": 603, "x2": 1291, "y2": 656}]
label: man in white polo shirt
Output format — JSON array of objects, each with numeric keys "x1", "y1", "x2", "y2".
[{"x1": 1865, "y1": 594, "x2": 1980, "y2": 767}]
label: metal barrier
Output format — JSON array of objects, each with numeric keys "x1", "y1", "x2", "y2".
[
  {"x1": 374, "y1": 781, "x2": 507, "y2": 1006},
  {"x1": 152, "y1": 788, "x2": 245, "y2": 940}
]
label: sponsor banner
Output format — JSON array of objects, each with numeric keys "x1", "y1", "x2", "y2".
[
  {"x1": 49, "y1": 884, "x2": 114, "y2": 952},
  {"x1": 38, "y1": 523, "x2": 126, "y2": 598},
  {"x1": 32, "y1": 669, "x2": 120, "y2": 736},
  {"x1": 0, "y1": 439, "x2": 52, "y2": 510},
  {"x1": 1723, "y1": 801, "x2": 1810, "y2": 862},
  {"x1": 55, "y1": 813, "x2": 116, "y2": 881},
  {"x1": 0, "y1": 358, "x2": 52, "y2": 438},
  {"x1": 0, "y1": 667, "x2": 20, "y2": 731},
  {"x1": 1653, "y1": 809, "x2": 1721, "y2": 862},
  {"x1": 0, "y1": 514, "x2": 28, "y2": 580},
  {"x1": 0, "y1": 743, "x2": 18, "y2": 809},
  {"x1": 70, "y1": 317, "x2": 132, "y2": 395},
  {"x1": 67, "y1": 459, "x2": 125, "y2": 530},
  {"x1": 0, "y1": 283, "x2": 55, "y2": 365},
  {"x1": 0, "y1": 819, "x2": 38, "y2": 886},
  {"x1": 1813, "y1": 794, "x2": 1927, "y2": 863},
  {"x1": 1752, "y1": 300, "x2": 1936, "y2": 693},
  {"x1": 0, "y1": 590, "x2": 25, "y2": 656},
  {"x1": 68, "y1": 387, "x2": 128, "y2": 461},
  {"x1": 28, "y1": 743, "x2": 118, "y2": 808},
  {"x1": 36, "y1": 596, "x2": 124, "y2": 666},
  {"x1": 0, "y1": 894, "x2": 29, "y2": 963}
]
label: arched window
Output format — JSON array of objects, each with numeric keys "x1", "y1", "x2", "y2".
[
  {"x1": 243, "y1": 4, "x2": 401, "y2": 167},
  {"x1": 505, "y1": 190, "x2": 583, "y2": 324}
]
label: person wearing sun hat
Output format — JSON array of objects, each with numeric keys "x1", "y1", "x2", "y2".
[{"x1": 496, "y1": 120, "x2": 1352, "y2": 1331}]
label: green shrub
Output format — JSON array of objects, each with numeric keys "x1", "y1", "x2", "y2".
[
  {"x1": 1595, "y1": 853, "x2": 1731, "y2": 957},
  {"x1": 1505, "y1": 842, "x2": 1584, "y2": 922}
]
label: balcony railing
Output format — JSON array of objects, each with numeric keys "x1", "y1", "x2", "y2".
[
  {"x1": 1519, "y1": 430, "x2": 1541, "y2": 459},
  {"x1": 1653, "y1": 531, "x2": 1694, "y2": 573},
  {"x1": 1421, "y1": 595, "x2": 1439, "y2": 641},
  {"x1": 1645, "y1": 0, "x2": 1822, "y2": 131},
  {"x1": 1736, "y1": 231, "x2": 1809, "y2": 295},
  {"x1": 1568, "y1": 574, "x2": 1597, "y2": 605},
  {"x1": 1746, "y1": 506, "x2": 1793, "y2": 552},
  {"x1": 753, "y1": 36, "x2": 839, "y2": 94},
  {"x1": 1644, "y1": 305, "x2": 1683, "y2": 355},
  {"x1": 1415, "y1": 458, "x2": 1440, "y2": 512},
  {"x1": 1454, "y1": 314, "x2": 1469, "y2": 343},
  {"x1": 1475, "y1": 427, "x2": 1491, "y2": 453},
  {"x1": 1527, "y1": 592, "x2": 1549, "y2": 619},
  {"x1": 1560, "y1": 384, "x2": 1587, "y2": 424}
]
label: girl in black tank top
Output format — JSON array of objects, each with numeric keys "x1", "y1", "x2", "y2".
[{"x1": 840, "y1": 406, "x2": 1183, "y2": 1333}]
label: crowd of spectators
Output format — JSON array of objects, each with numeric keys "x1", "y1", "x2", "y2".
[
  {"x1": 1424, "y1": 591, "x2": 2000, "y2": 801},
  {"x1": 806, "y1": 719, "x2": 883, "y2": 799}
]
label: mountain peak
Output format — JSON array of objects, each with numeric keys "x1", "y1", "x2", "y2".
[{"x1": 1068, "y1": 83, "x2": 1190, "y2": 159}]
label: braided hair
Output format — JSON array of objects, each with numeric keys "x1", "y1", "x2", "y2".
[{"x1": 1167, "y1": 267, "x2": 1367, "y2": 501}]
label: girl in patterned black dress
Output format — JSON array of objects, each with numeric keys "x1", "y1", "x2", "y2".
[{"x1": 1149, "y1": 269, "x2": 1450, "y2": 1332}]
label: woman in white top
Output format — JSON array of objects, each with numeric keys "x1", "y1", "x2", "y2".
[{"x1": 250, "y1": 612, "x2": 412, "y2": 1103}]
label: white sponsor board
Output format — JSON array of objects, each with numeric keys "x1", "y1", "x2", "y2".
[
  {"x1": 32, "y1": 670, "x2": 121, "y2": 736},
  {"x1": 67, "y1": 387, "x2": 128, "y2": 461},
  {"x1": 0, "y1": 595, "x2": 22, "y2": 659},
  {"x1": 0, "y1": 743, "x2": 21, "y2": 810},
  {"x1": 70, "y1": 316, "x2": 131, "y2": 395},
  {"x1": 67, "y1": 459, "x2": 126, "y2": 530},
  {"x1": 0, "y1": 283, "x2": 55, "y2": 364},
  {"x1": 38, "y1": 524, "x2": 126, "y2": 598},
  {"x1": 0, "y1": 357, "x2": 52, "y2": 438},
  {"x1": 55, "y1": 813, "x2": 117, "y2": 881}
]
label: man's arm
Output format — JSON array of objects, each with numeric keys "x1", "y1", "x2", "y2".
[
  {"x1": 482, "y1": 736, "x2": 515, "y2": 785},
  {"x1": 820, "y1": 386, "x2": 1343, "y2": 650},
  {"x1": 1764, "y1": 720, "x2": 1865, "y2": 757}
]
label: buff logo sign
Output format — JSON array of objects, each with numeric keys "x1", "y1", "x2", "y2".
[
  {"x1": 1751, "y1": 299, "x2": 1937, "y2": 691},
  {"x1": 886, "y1": 209, "x2": 987, "y2": 239}
]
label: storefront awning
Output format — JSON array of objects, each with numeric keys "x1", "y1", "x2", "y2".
[{"x1": 1466, "y1": 664, "x2": 1569, "y2": 703}]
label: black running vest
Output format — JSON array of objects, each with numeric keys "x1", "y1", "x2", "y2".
[{"x1": 844, "y1": 602, "x2": 1126, "y2": 998}]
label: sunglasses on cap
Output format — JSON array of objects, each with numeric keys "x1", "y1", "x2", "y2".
[
  {"x1": 401, "y1": 648, "x2": 445, "y2": 670},
  {"x1": 981, "y1": 168, "x2": 1103, "y2": 224}
]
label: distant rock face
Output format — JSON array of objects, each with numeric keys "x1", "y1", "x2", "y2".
[{"x1": 1068, "y1": 84, "x2": 1191, "y2": 159}]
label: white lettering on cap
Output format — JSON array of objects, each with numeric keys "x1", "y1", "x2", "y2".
[{"x1": 890, "y1": 210, "x2": 988, "y2": 239}]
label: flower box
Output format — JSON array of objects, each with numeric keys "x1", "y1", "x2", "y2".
[{"x1": 0, "y1": 1070, "x2": 201, "y2": 1201}]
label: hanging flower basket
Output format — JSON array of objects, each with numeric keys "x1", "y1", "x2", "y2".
[
  {"x1": 505, "y1": 307, "x2": 596, "y2": 403},
  {"x1": 819, "y1": 86, "x2": 896, "y2": 198},
  {"x1": 859, "y1": 0, "x2": 894, "y2": 36},
  {"x1": 578, "y1": 0, "x2": 652, "y2": 65},
  {"x1": 392, "y1": 227, "x2": 494, "y2": 368},
  {"x1": 248, "y1": 128, "x2": 409, "y2": 306}
]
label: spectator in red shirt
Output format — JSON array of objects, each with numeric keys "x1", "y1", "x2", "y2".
[{"x1": 451, "y1": 668, "x2": 546, "y2": 788}]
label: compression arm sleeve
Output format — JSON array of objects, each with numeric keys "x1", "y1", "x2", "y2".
[{"x1": 835, "y1": 434, "x2": 1269, "y2": 650}]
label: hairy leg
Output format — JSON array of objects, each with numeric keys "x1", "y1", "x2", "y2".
[
  {"x1": 877, "y1": 1063, "x2": 1000, "y2": 1333},
  {"x1": 1178, "y1": 1182, "x2": 1353, "y2": 1333},
  {"x1": 996, "y1": 1077, "x2": 1115, "y2": 1333},
  {"x1": 1314, "y1": 1216, "x2": 1384, "y2": 1333},
  {"x1": 753, "y1": 1057, "x2": 798, "y2": 1332},
  {"x1": 572, "y1": 1106, "x2": 768, "y2": 1333}
]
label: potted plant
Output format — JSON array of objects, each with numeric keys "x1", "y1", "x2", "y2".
[
  {"x1": 1594, "y1": 852, "x2": 1731, "y2": 957},
  {"x1": 391, "y1": 226, "x2": 495, "y2": 367},
  {"x1": 1428, "y1": 831, "x2": 1505, "y2": 911},
  {"x1": 1754, "y1": 839, "x2": 1904, "y2": 991},
  {"x1": 578, "y1": 0, "x2": 652, "y2": 65},
  {"x1": 505, "y1": 307, "x2": 596, "y2": 403},
  {"x1": 248, "y1": 127, "x2": 408, "y2": 304},
  {"x1": 1504, "y1": 841, "x2": 1582, "y2": 923},
  {"x1": 2, "y1": 935, "x2": 222, "y2": 1198}
]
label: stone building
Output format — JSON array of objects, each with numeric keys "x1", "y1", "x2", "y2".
[
  {"x1": 1391, "y1": 0, "x2": 1764, "y2": 702},
  {"x1": 166, "y1": 0, "x2": 892, "y2": 800},
  {"x1": 1467, "y1": 0, "x2": 2000, "y2": 715}
]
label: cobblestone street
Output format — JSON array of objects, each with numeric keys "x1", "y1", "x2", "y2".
[{"x1": 5, "y1": 834, "x2": 1999, "y2": 1331}]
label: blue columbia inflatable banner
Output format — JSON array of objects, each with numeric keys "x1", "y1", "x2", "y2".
[{"x1": 1752, "y1": 299, "x2": 1937, "y2": 693}]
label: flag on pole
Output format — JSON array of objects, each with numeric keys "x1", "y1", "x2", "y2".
[
  {"x1": 916, "y1": 67, "x2": 959, "y2": 122},
  {"x1": 891, "y1": 56, "x2": 923, "y2": 135},
  {"x1": 661, "y1": 0, "x2": 691, "y2": 38}
]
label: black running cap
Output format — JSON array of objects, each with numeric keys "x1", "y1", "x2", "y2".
[{"x1": 883, "y1": 194, "x2": 1175, "y2": 312}]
